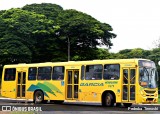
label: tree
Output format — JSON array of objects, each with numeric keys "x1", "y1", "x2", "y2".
[
  {"x1": 0, "y1": 8, "x2": 59, "y2": 63},
  {"x1": 22, "y1": 3, "x2": 116, "y2": 61},
  {"x1": 22, "y1": 3, "x2": 63, "y2": 20},
  {"x1": 0, "y1": 34, "x2": 32, "y2": 64},
  {"x1": 96, "y1": 48, "x2": 111, "y2": 59},
  {"x1": 116, "y1": 48, "x2": 147, "y2": 59},
  {"x1": 55, "y1": 9, "x2": 116, "y2": 60}
]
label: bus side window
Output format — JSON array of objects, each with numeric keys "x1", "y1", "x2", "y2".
[
  {"x1": 85, "y1": 65, "x2": 92, "y2": 80},
  {"x1": 38, "y1": 67, "x2": 51, "y2": 80},
  {"x1": 103, "y1": 64, "x2": 120, "y2": 80},
  {"x1": 52, "y1": 66, "x2": 65, "y2": 80},
  {"x1": 28, "y1": 67, "x2": 37, "y2": 80},
  {"x1": 81, "y1": 65, "x2": 85, "y2": 80},
  {"x1": 4, "y1": 68, "x2": 16, "y2": 81},
  {"x1": 93, "y1": 65, "x2": 102, "y2": 80},
  {"x1": 85, "y1": 65, "x2": 102, "y2": 80}
]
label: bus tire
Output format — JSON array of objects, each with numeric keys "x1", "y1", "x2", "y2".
[
  {"x1": 123, "y1": 103, "x2": 132, "y2": 108},
  {"x1": 34, "y1": 91, "x2": 44, "y2": 104},
  {"x1": 103, "y1": 93, "x2": 114, "y2": 107}
]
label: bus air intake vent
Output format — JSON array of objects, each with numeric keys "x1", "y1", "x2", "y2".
[
  {"x1": 146, "y1": 98, "x2": 154, "y2": 101},
  {"x1": 144, "y1": 90, "x2": 156, "y2": 94}
]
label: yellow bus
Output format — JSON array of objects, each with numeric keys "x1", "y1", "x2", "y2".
[{"x1": 1, "y1": 59, "x2": 159, "y2": 107}]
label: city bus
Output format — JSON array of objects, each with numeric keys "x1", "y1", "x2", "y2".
[{"x1": 1, "y1": 59, "x2": 159, "y2": 107}]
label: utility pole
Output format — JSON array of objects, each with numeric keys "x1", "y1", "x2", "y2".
[{"x1": 68, "y1": 36, "x2": 70, "y2": 61}]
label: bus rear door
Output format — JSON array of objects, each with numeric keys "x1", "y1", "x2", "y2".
[
  {"x1": 122, "y1": 68, "x2": 136, "y2": 102},
  {"x1": 66, "y1": 69, "x2": 79, "y2": 100},
  {"x1": 16, "y1": 68, "x2": 27, "y2": 99}
]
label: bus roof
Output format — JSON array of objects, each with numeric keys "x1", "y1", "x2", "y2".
[{"x1": 3, "y1": 58, "x2": 151, "y2": 68}]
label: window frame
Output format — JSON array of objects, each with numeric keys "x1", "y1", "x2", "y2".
[
  {"x1": 103, "y1": 64, "x2": 120, "y2": 80},
  {"x1": 28, "y1": 67, "x2": 37, "y2": 81},
  {"x1": 4, "y1": 68, "x2": 16, "y2": 81},
  {"x1": 85, "y1": 64, "x2": 103, "y2": 80},
  {"x1": 52, "y1": 66, "x2": 65, "y2": 80},
  {"x1": 37, "y1": 66, "x2": 52, "y2": 80}
]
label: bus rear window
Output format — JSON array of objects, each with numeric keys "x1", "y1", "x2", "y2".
[{"x1": 4, "y1": 68, "x2": 16, "y2": 81}]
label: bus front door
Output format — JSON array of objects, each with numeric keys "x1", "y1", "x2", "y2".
[
  {"x1": 66, "y1": 70, "x2": 79, "y2": 100},
  {"x1": 16, "y1": 72, "x2": 26, "y2": 98},
  {"x1": 122, "y1": 68, "x2": 136, "y2": 102}
]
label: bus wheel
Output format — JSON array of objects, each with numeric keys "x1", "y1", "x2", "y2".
[
  {"x1": 103, "y1": 93, "x2": 114, "y2": 107},
  {"x1": 34, "y1": 91, "x2": 44, "y2": 104},
  {"x1": 123, "y1": 103, "x2": 132, "y2": 108}
]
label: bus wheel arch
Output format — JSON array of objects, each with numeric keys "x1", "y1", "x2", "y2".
[
  {"x1": 33, "y1": 89, "x2": 44, "y2": 104},
  {"x1": 101, "y1": 90, "x2": 116, "y2": 107}
]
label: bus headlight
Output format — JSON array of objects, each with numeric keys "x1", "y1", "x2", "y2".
[{"x1": 155, "y1": 94, "x2": 158, "y2": 97}]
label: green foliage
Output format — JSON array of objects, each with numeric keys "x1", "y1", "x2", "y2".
[
  {"x1": 116, "y1": 48, "x2": 149, "y2": 59},
  {"x1": 0, "y1": 8, "x2": 59, "y2": 63},
  {"x1": 0, "y1": 34, "x2": 32, "y2": 64},
  {"x1": 22, "y1": 3, "x2": 63, "y2": 20},
  {"x1": 54, "y1": 9, "x2": 116, "y2": 60},
  {"x1": 22, "y1": 3, "x2": 116, "y2": 61},
  {"x1": 96, "y1": 48, "x2": 111, "y2": 59}
]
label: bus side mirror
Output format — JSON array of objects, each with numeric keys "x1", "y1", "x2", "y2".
[{"x1": 158, "y1": 61, "x2": 160, "y2": 66}]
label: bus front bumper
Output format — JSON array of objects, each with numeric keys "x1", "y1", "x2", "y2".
[{"x1": 141, "y1": 97, "x2": 158, "y2": 104}]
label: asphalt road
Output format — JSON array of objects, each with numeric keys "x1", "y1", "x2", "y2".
[{"x1": 0, "y1": 100, "x2": 159, "y2": 114}]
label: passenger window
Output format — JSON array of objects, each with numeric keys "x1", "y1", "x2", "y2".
[
  {"x1": 52, "y1": 66, "x2": 65, "y2": 80},
  {"x1": 4, "y1": 68, "x2": 16, "y2": 81},
  {"x1": 103, "y1": 64, "x2": 120, "y2": 80},
  {"x1": 28, "y1": 67, "x2": 37, "y2": 80},
  {"x1": 81, "y1": 65, "x2": 85, "y2": 80},
  {"x1": 37, "y1": 67, "x2": 51, "y2": 80},
  {"x1": 130, "y1": 69, "x2": 135, "y2": 84},
  {"x1": 85, "y1": 65, "x2": 102, "y2": 80}
]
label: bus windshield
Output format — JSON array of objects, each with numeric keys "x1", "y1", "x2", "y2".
[
  {"x1": 139, "y1": 60, "x2": 158, "y2": 88},
  {"x1": 139, "y1": 67, "x2": 158, "y2": 88}
]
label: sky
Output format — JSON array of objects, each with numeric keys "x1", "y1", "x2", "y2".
[{"x1": 0, "y1": 0, "x2": 160, "y2": 53}]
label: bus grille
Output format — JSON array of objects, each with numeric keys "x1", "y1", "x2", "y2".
[{"x1": 144, "y1": 90, "x2": 156, "y2": 94}]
